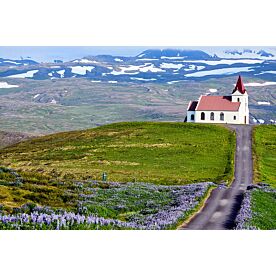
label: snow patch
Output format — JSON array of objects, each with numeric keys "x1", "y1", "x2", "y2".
[
  {"x1": 73, "y1": 59, "x2": 98, "y2": 64},
  {"x1": 209, "y1": 88, "x2": 218, "y2": 93},
  {"x1": 109, "y1": 69, "x2": 138, "y2": 75},
  {"x1": 91, "y1": 80, "x2": 102, "y2": 83},
  {"x1": 131, "y1": 77, "x2": 157, "y2": 81},
  {"x1": 160, "y1": 63, "x2": 183, "y2": 69},
  {"x1": 0, "y1": 82, "x2": 19, "y2": 88},
  {"x1": 7, "y1": 70, "x2": 39, "y2": 78},
  {"x1": 257, "y1": 71, "x2": 276, "y2": 75},
  {"x1": 33, "y1": 94, "x2": 40, "y2": 99},
  {"x1": 57, "y1": 70, "x2": 65, "y2": 78},
  {"x1": 258, "y1": 119, "x2": 265, "y2": 124},
  {"x1": 109, "y1": 63, "x2": 164, "y2": 75},
  {"x1": 139, "y1": 64, "x2": 164, "y2": 73},
  {"x1": 182, "y1": 65, "x2": 205, "y2": 71},
  {"x1": 70, "y1": 66, "x2": 94, "y2": 75},
  {"x1": 3, "y1": 60, "x2": 21, "y2": 65},
  {"x1": 161, "y1": 56, "x2": 185, "y2": 60},
  {"x1": 185, "y1": 67, "x2": 254, "y2": 77},
  {"x1": 137, "y1": 53, "x2": 145, "y2": 58},
  {"x1": 257, "y1": 101, "x2": 271, "y2": 105},
  {"x1": 136, "y1": 58, "x2": 159, "y2": 61},
  {"x1": 108, "y1": 81, "x2": 118, "y2": 83},
  {"x1": 50, "y1": 99, "x2": 57, "y2": 104},
  {"x1": 167, "y1": 81, "x2": 180, "y2": 84},
  {"x1": 182, "y1": 59, "x2": 264, "y2": 65},
  {"x1": 245, "y1": 81, "x2": 276, "y2": 87},
  {"x1": 114, "y1": 58, "x2": 123, "y2": 62}
]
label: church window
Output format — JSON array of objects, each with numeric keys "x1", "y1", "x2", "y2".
[
  {"x1": 237, "y1": 98, "x2": 240, "y2": 102},
  {"x1": 191, "y1": 114, "x2": 195, "y2": 120},
  {"x1": 210, "y1": 112, "x2": 214, "y2": 121},
  {"x1": 220, "y1": 112, "x2": 224, "y2": 121},
  {"x1": 201, "y1": 112, "x2": 205, "y2": 120},
  {"x1": 234, "y1": 116, "x2": 236, "y2": 120}
]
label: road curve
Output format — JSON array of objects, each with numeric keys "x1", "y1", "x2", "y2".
[{"x1": 180, "y1": 125, "x2": 253, "y2": 230}]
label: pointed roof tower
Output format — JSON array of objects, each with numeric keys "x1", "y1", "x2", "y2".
[{"x1": 233, "y1": 75, "x2": 246, "y2": 94}]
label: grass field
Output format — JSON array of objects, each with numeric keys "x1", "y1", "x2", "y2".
[
  {"x1": 0, "y1": 122, "x2": 235, "y2": 185},
  {"x1": 251, "y1": 189, "x2": 276, "y2": 230},
  {"x1": 235, "y1": 187, "x2": 276, "y2": 230},
  {"x1": 253, "y1": 125, "x2": 276, "y2": 187}
]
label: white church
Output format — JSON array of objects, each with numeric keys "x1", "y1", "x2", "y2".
[{"x1": 186, "y1": 75, "x2": 249, "y2": 125}]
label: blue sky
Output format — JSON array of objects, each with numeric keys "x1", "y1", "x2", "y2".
[{"x1": 0, "y1": 46, "x2": 151, "y2": 62}]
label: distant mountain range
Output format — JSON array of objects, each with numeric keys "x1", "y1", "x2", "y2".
[{"x1": 0, "y1": 48, "x2": 276, "y2": 83}]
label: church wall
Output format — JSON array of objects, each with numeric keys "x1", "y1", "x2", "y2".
[
  {"x1": 194, "y1": 110, "x2": 246, "y2": 124},
  {"x1": 187, "y1": 111, "x2": 195, "y2": 122},
  {"x1": 232, "y1": 91, "x2": 249, "y2": 124}
]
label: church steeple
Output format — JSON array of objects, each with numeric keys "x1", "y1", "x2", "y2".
[{"x1": 233, "y1": 75, "x2": 246, "y2": 94}]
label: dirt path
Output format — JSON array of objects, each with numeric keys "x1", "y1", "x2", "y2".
[{"x1": 180, "y1": 125, "x2": 253, "y2": 230}]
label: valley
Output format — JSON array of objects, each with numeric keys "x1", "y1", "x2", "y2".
[{"x1": 0, "y1": 76, "x2": 275, "y2": 134}]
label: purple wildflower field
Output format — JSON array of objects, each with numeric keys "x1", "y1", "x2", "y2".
[
  {"x1": 0, "y1": 179, "x2": 212, "y2": 230},
  {"x1": 235, "y1": 191, "x2": 257, "y2": 230}
]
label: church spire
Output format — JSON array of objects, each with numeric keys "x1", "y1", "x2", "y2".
[{"x1": 233, "y1": 75, "x2": 246, "y2": 94}]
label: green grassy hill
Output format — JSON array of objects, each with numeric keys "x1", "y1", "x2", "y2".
[
  {"x1": 253, "y1": 125, "x2": 276, "y2": 187},
  {"x1": 251, "y1": 189, "x2": 276, "y2": 229},
  {"x1": 0, "y1": 122, "x2": 235, "y2": 185}
]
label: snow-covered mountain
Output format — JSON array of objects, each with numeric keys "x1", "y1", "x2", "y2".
[
  {"x1": 136, "y1": 49, "x2": 214, "y2": 60},
  {"x1": 0, "y1": 48, "x2": 276, "y2": 83},
  {"x1": 203, "y1": 47, "x2": 276, "y2": 60},
  {"x1": 0, "y1": 58, "x2": 38, "y2": 66}
]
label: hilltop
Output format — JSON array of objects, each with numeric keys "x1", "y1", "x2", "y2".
[{"x1": 0, "y1": 122, "x2": 235, "y2": 185}]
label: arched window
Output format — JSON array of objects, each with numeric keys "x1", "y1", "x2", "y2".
[
  {"x1": 201, "y1": 112, "x2": 205, "y2": 120},
  {"x1": 191, "y1": 114, "x2": 195, "y2": 121},
  {"x1": 220, "y1": 112, "x2": 224, "y2": 121},
  {"x1": 233, "y1": 115, "x2": 236, "y2": 120},
  {"x1": 237, "y1": 98, "x2": 240, "y2": 102},
  {"x1": 210, "y1": 112, "x2": 214, "y2": 121}
]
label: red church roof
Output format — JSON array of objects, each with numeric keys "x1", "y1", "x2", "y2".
[
  {"x1": 196, "y1": 95, "x2": 240, "y2": 111},
  {"x1": 233, "y1": 75, "x2": 246, "y2": 94}
]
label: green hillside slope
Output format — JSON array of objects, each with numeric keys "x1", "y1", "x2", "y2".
[
  {"x1": 253, "y1": 125, "x2": 276, "y2": 187},
  {"x1": 1, "y1": 122, "x2": 235, "y2": 185}
]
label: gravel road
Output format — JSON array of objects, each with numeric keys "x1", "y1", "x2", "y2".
[{"x1": 180, "y1": 125, "x2": 253, "y2": 230}]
